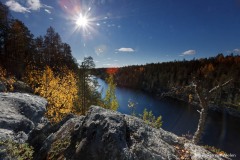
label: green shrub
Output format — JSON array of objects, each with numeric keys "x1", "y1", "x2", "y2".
[
  {"x1": 142, "y1": 108, "x2": 163, "y2": 129},
  {"x1": 0, "y1": 140, "x2": 34, "y2": 160},
  {"x1": 47, "y1": 137, "x2": 71, "y2": 160}
]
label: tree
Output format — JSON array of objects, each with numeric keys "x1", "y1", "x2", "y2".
[
  {"x1": 33, "y1": 36, "x2": 44, "y2": 66},
  {"x1": 43, "y1": 27, "x2": 64, "y2": 67},
  {"x1": 24, "y1": 65, "x2": 78, "y2": 123},
  {"x1": 0, "y1": 2, "x2": 10, "y2": 58},
  {"x1": 128, "y1": 99, "x2": 137, "y2": 116},
  {"x1": 192, "y1": 79, "x2": 232, "y2": 144},
  {"x1": 78, "y1": 56, "x2": 96, "y2": 114},
  {"x1": 142, "y1": 108, "x2": 162, "y2": 129},
  {"x1": 103, "y1": 74, "x2": 119, "y2": 111},
  {"x1": 4, "y1": 19, "x2": 34, "y2": 78}
]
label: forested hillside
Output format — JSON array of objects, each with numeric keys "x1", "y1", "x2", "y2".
[
  {"x1": 0, "y1": 3, "x2": 78, "y2": 78},
  {"x1": 0, "y1": 2, "x2": 101, "y2": 122},
  {"x1": 94, "y1": 54, "x2": 240, "y2": 110}
]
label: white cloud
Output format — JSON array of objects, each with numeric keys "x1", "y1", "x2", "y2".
[
  {"x1": 114, "y1": 60, "x2": 118, "y2": 62},
  {"x1": 233, "y1": 48, "x2": 240, "y2": 54},
  {"x1": 180, "y1": 50, "x2": 196, "y2": 56},
  {"x1": 27, "y1": 0, "x2": 41, "y2": 10},
  {"x1": 116, "y1": 48, "x2": 135, "y2": 52},
  {"x1": 44, "y1": 9, "x2": 51, "y2": 14},
  {"x1": 6, "y1": 1, "x2": 30, "y2": 13},
  {"x1": 5, "y1": 0, "x2": 53, "y2": 13}
]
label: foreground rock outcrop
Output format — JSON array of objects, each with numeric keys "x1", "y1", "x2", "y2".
[
  {"x1": 30, "y1": 108, "x2": 225, "y2": 160},
  {"x1": 0, "y1": 93, "x2": 226, "y2": 160},
  {"x1": 0, "y1": 93, "x2": 47, "y2": 142}
]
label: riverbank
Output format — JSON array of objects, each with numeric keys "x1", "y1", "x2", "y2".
[
  {"x1": 161, "y1": 93, "x2": 240, "y2": 119},
  {"x1": 96, "y1": 75, "x2": 240, "y2": 119},
  {"x1": 97, "y1": 77, "x2": 240, "y2": 157}
]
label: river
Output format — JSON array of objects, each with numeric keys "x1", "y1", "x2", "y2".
[{"x1": 97, "y1": 78, "x2": 240, "y2": 157}]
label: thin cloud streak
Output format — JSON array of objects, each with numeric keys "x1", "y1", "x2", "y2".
[
  {"x1": 45, "y1": 9, "x2": 51, "y2": 14},
  {"x1": 116, "y1": 48, "x2": 135, "y2": 52},
  {"x1": 180, "y1": 50, "x2": 196, "y2": 56}
]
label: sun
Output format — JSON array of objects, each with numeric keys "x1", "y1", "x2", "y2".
[
  {"x1": 76, "y1": 14, "x2": 89, "y2": 28},
  {"x1": 72, "y1": 11, "x2": 96, "y2": 35}
]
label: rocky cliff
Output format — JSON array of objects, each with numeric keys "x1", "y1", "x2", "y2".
[{"x1": 0, "y1": 93, "x2": 226, "y2": 160}]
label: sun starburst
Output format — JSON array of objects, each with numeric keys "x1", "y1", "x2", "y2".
[{"x1": 76, "y1": 14, "x2": 89, "y2": 28}]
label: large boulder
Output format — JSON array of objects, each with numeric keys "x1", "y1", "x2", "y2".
[
  {"x1": 31, "y1": 106, "x2": 225, "y2": 160},
  {"x1": 0, "y1": 93, "x2": 47, "y2": 142},
  {"x1": 13, "y1": 81, "x2": 33, "y2": 93}
]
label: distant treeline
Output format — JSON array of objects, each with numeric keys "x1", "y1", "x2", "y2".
[
  {"x1": 94, "y1": 54, "x2": 240, "y2": 110},
  {"x1": 0, "y1": 2, "x2": 78, "y2": 79}
]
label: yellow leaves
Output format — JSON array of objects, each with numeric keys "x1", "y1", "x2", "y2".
[
  {"x1": 0, "y1": 66, "x2": 7, "y2": 78},
  {"x1": 200, "y1": 63, "x2": 214, "y2": 77},
  {"x1": 24, "y1": 65, "x2": 78, "y2": 123},
  {"x1": 103, "y1": 74, "x2": 119, "y2": 111},
  {"x1": 0, "y1": 66, "x2": 15, "y2": 92}
]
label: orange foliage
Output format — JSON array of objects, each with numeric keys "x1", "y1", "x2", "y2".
[
  {"x1": 0, "y1": 66, "x2": 15, "y2": 91},
  {"x1": 200, "y1": 63, "x2": 214, "y2": 77},
  {"x1": 139, "y1": 67, "x2": 144, "y2": 72},
  {"x1": 106, "y1": 68, "x2": 118, "y2": 75}
]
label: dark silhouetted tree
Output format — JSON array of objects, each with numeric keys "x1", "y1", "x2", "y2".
[{"x1": 78, "y1": 56, "x2": 97, "y2": 114}]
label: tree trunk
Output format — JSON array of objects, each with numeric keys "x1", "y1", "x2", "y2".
[
  {"x1": 192, "y1": 79, "x2": 232, "y2": 144},
  {"x1": 192, "y1": 84, "x2": 208, "y2": 144},
  {"x1": 192, "y1": 107, "x2": 208, "y2": 144}
]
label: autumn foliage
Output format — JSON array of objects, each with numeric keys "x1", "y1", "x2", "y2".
[
  {"x1": 106, "y1": 68, "x2": 118, "y2": 75},
  {"x1": 0, "y1": 66, "x2": 15, "y2": 92},
  {"x1": 24, "y1": 65, "x2": 78, "y2": 122}
]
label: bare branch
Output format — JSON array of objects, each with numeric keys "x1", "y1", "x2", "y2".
[{"x1": 209, "y1": 79, "x2": 233, "y2": 93}]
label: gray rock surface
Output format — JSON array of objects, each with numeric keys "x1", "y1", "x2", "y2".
[
  {"x1": 0, "y1": 92, "x2": 227, "y2": 160},
  {"x1": 0, "y1": 93, "x2": 47, "y2": 139},
  {"x1": 13, "y1": 81, "x2": 33, "y2": 93},
  {"x1": 0, "y1": 82, "x2": 7, "y2": 92},
  {"x1": 184, "y1": 143, "x2": 227, "y2": 160},
  {"x1": 31, "y1": 106, "x2": 226, "y2": 160}
]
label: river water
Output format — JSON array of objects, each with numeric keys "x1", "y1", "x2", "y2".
[{"x1": 97, "y1": 78, "x2": 240, "y2": 157}]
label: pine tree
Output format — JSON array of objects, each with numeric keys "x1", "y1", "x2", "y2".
[{"x1": 78, "y1": 56, "x2": 96, "y2": 114}]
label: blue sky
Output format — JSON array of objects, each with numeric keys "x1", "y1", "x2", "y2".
[{"x1": 2, "y1": 0, "x2": 240, "y2": 68}]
